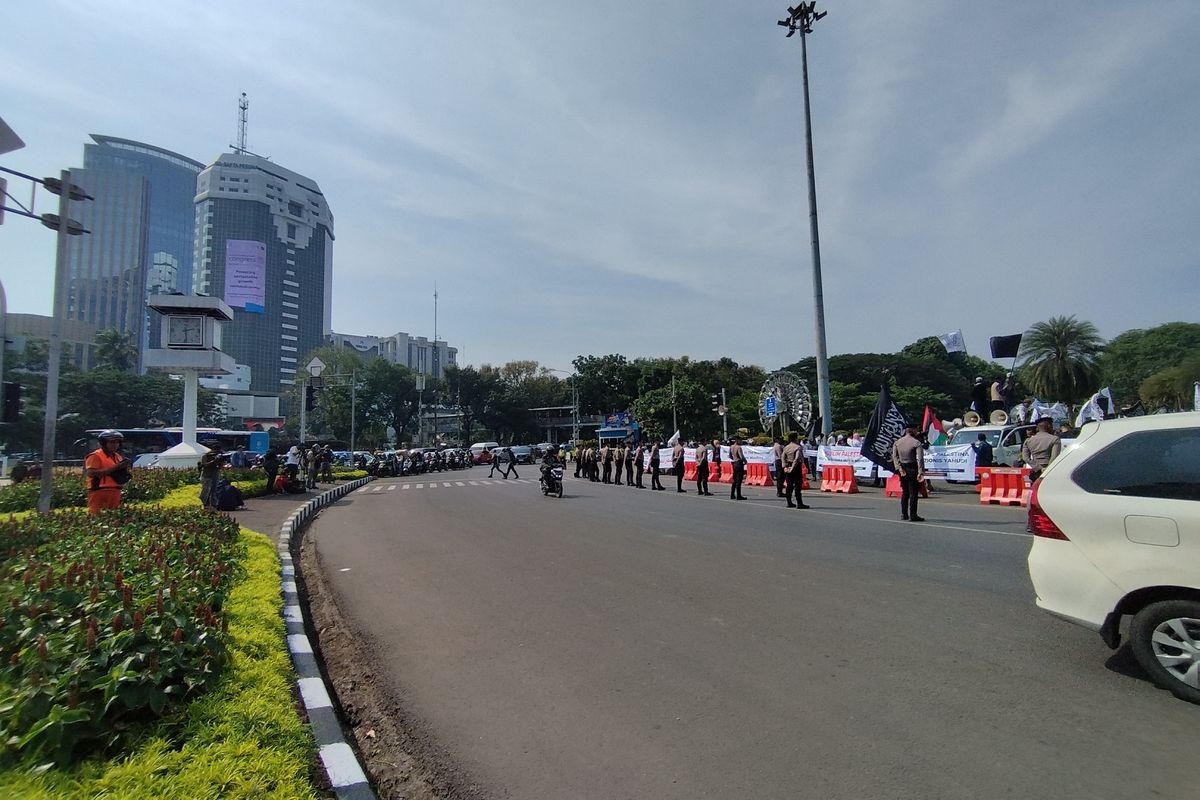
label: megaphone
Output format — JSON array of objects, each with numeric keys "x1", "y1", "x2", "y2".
[
  {"x1": 964, "y1": 410, "x2": 982, "y2": 427},
  {"x1": 989, "y1": 409, "x2": 1009, "y2": 425}
]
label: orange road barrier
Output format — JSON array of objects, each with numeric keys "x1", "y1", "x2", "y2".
[
  {"x1": 978, "y1": 467, "x2": 1030, "y2": 507},
  {"x1": 885, "y1": 473, "x2": 929, "y2": 498},
  {"x1": 709, "y1": 462, "x2": 721, "y2": 482},
  {"x1": 719, "y1": 462, "x2": 734, "y2": 483},
  {"x1": 974, "y1": 467, "x2": 989, "y2": 492},
  {"x1": 745, "y1": 462, "x2": 772, "y2": 486},
  {"x1": 820, "y1": 464, "x2": 859, "y2": 494},
  {"x1": 684, "y1": 461, "x2": 698, "y2": 480}
]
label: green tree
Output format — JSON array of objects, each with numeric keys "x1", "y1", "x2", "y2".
[
  {"x1": 56, "y1": 371, "x2": 224, "y2": 453},
  {"x1": 93, "y1": 328, "x2": 139, "y2": 372},
  {"x1": 571, "y1": 354, "x2": 639, "y2": 415},
  {"x1": 1139, "y1": 353, "x2": 1200, "y2": 410},
  {"x1": 1099, "y1": 322, "x2": 1200, "y2": 404},
  {"x1": 1017, "y1": 315, "x2": 1104, "y2": 403}
]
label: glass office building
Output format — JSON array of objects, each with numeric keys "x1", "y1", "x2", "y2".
[
  {"x1": 63, "y1": 168, "x2": 150, "y2": 351},
  {"x1": 64, "y1": 135, "x2": 204, "y2": 364},
  {"x1": 192, "y1": 153, "x2": 334, "y2": 396}
]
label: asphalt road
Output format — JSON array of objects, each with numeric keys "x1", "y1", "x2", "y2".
[{"x1": 310, "y1": 471, "x2": 1196, "y2": 800}]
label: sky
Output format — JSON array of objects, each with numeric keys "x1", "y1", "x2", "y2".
[{"x1": 2, "y1": 0, "x2": 1197, "y2": 374}]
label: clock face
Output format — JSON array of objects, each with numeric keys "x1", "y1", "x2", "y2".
[{"x1": 167, "y1": 316, "x2": 204, "y2": 348}]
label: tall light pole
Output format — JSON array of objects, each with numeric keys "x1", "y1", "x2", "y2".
[
  {"x1": 37, "y1": 171, "x2": 92, "y2": 514},
  {"x1": 779, "y1": 2, "x2": 832, "y2": 436}
]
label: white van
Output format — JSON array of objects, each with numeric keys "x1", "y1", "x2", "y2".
[
  {"x1": 469, "y1": 441, "x2": 500, "y2": 464},
  {"x1": 948, "y1": 423, "x2": 1036, "y2": 466},
  {"x1": 1027, "y1": 412, "x2": 1200, "y2": 703}
]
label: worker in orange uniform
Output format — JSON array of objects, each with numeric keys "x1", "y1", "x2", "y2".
[{"x1": 84, "y1": 429, "x2": 130, "y2": 514}]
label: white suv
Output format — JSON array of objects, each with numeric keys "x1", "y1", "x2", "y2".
[{"x1": 1027, "y1": 412, "x2": 1200, "y2": 703}]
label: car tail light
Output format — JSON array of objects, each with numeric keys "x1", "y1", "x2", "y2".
[{"x1": 1027, "y1": 480, "x2": 1069, "y2": 540}]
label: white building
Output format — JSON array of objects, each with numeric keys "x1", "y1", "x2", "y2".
[{"x1": 328, "y1": 331, "x2": 457, "y2": 378}]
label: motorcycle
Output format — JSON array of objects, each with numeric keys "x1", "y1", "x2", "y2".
[{"x1": 540, "y1": 465, "x2": 564, "y2": 498}]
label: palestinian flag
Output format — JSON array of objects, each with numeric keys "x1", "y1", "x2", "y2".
[{"x1": 922, "y1": 406, "x2": 948, "y2": 446}]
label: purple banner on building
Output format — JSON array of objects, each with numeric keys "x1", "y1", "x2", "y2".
[{"x1": 224, "y1": 240, "x2": 266, "y2": 313}]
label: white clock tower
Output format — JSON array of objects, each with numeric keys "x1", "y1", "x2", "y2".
[{"x1": 143, "y1": 295, "x2": 236, "y2": 469}]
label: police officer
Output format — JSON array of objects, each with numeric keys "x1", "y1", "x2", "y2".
[
  {"x1": 694, "y1": 440, "x2": 711, "y2": 496},
  {"x1": 729, "y1": 435, "x2": 748, "y2": 500},
  {"x1": 672, "y1": 439, "x2": 687, "y2": 492},
  {"x1": 891, "y1": 425, "x2": 925, "y2": 521}
]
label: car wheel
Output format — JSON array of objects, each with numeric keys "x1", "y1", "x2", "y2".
[{"x1": 1129, "y1": 600, "x2": 1200, "y2": 704}]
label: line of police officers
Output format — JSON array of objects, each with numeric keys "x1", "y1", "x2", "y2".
[{"x1": 570, "y1": 431, "x2": 811, "y2": 508}]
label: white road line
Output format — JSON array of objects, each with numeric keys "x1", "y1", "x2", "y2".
[
  {"x1": 402, "y1": 484, "x2": 410, "y2": 490},
  {"x1": 387, "y1": 485, "x2": 396, "y2": 491},
  {"x1": 690, "y1": 492, "x2": 1031, "y2": 538},
  {"x1": 428, "y1": 483, "x2": 436, "y2": 489},
  {"x1": 442, "y1": 482, "x2": 452, "y2": 487},
  {"x1": 469, "y1": 481, "x2": 480, "y2": 486},
  {"x1": 455, "y1": 481, "x2": 466, "y2": 486},
  {"x1": 414, "y1": 483, "x2": 424, "y2": 489}
]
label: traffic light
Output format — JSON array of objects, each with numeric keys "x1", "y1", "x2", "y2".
[
  {"x1": 304, "y1": 384, "x2": 316, "y2": 412},
  {"x1": 2, "y1": 382, "x2": 19, "y2": 423},
  {"x1": 712, "y1": 393, "x2": 720, "y2": 412}
]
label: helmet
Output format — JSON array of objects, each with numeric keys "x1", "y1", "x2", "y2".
[{"x1": 97, "y1": 429, "x2": 124, "y2": 442}]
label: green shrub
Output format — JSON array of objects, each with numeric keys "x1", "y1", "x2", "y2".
[
  {"x1": 0, "y1": 507, "x2": 245, "y2": 765},
  {"x1": 0, "y1": 529, "x2": 318, "y2": 799},
  {"x1": 0, "y1": 468, "x2": 276, "y2": 514}
]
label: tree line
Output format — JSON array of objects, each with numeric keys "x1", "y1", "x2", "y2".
[{"x1": 1, "y1": 319, "x2": 1194, "y2": 455}]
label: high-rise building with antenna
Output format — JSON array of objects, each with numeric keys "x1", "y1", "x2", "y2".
[{"x1": 191, "y1": 151, "x2": 334, "y2": 396}]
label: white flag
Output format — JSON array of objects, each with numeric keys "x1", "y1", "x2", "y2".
[
  {"x1": 937, "y1": 330, "x2": 967, "y2": 353},
  {"x1": 667, "y1": 430, "x2": 681, "y2": 446}
]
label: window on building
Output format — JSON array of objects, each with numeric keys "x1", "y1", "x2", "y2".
[
  {"x1": 288, "y1": 201, "x2": 302, "y2": 217},
  {"x1": 286, "y1": 223, "x2": 296, "y2": 239}
]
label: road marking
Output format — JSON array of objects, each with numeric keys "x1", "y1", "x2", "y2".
[
  {"x1": 455, "y1": 481, "x2": 465, "y2": 486},
  {"x1": 427, "y1": 483, "x2": 436, "y2": 489},
  {"x1": 414, "y1": 483, "x2": 424, "y2": 489},
  {"x1": 402, "y1": 484, "x2": 410, "y2": 490},
  {"x1": 469, "y1": 481, "x2": 480, "y2": 486},
  {"x1": 687, "y1": 492, "x2": 1032, "y2": 538},
  {"x1": 443, "y1": 482, "x2": 452, "y2": 487},
  {"x1": 387, "y1": 485, "x2": 396, "y2": 491},
  {"x1": 371, "y1": 486, "x2": 382, "y2": 492}
]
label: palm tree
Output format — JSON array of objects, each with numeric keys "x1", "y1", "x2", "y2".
[
  {"x1": 93, "y1": 329, "x2": 138, "y2": 372},
  {"x1": 1018, "y1": 315, "x2": 1104, "y2": 403}
]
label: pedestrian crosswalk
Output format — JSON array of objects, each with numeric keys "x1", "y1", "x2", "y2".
[{"x1": 366, "y1": 478, "x2": 535, "y2": 492}]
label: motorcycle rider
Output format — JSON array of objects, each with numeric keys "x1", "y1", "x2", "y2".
[{"x1": 540, "y1": 444, "x2": 563, "y2": 491}]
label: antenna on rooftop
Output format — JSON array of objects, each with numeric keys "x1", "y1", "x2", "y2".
[{"x1": 233, "y1": 92, "x2": 249, "y2": 154}]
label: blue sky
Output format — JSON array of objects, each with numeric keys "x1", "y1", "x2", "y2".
[{"x1": 2, "y1": 0, "x2": 1197, "y2": 373}]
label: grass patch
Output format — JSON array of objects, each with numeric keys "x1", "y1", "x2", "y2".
[{"x1": 0, "y1": 528, "x2": 318, "y2": 799}]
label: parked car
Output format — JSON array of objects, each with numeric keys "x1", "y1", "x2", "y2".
[{"x1": 1027, "y1": 412, "x2": 1200, "y2": 703}]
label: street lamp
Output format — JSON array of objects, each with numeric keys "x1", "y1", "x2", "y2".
[
  {"x1": 301, "y1": 357, "x2": 326, "y2": 445},
  {"x1": 778, "y1": 2, "x2": 833, "y2": 436}
]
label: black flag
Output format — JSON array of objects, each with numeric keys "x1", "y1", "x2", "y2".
[
  {"x1": 859, "y1": 384, "x2": 908, "y2": 470},
  {"x1": 989, "y1": 334, "x2": 1023, "y2": 360}
]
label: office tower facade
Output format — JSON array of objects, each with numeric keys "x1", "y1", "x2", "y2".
[
  {"x1": 192, "y1": 152, "x2": 333, "y2": 396},
  {"x1": 328, "y1": 331, "x2": 457, "y2": 377},
  {"x1": 63, "y1": 135, "x2": 204, "y2": 364},
  {"x1": 62, "y1": 168, "x2": 149, "y2": 351}
]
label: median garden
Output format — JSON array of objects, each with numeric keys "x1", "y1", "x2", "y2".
[{"x1": 0, "y1": 466, "x2": 366, "y2": 798}]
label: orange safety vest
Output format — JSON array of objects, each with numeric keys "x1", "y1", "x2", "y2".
[{"x1": 84, "y1": 448, "x2": 125, "y2": 491}]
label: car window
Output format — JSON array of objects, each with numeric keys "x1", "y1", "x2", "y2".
[{"x1": 1071, "y1": 428, "x2": 1200, "y2": 501}]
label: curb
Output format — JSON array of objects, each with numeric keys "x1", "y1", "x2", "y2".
[{"x1": 277, "y1": 476, "x2": 378, "y2": 800}]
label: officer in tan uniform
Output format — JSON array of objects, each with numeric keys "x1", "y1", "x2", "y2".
[{"x1": 891, "y1": 425, "x2": 925, "y2": 522}]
